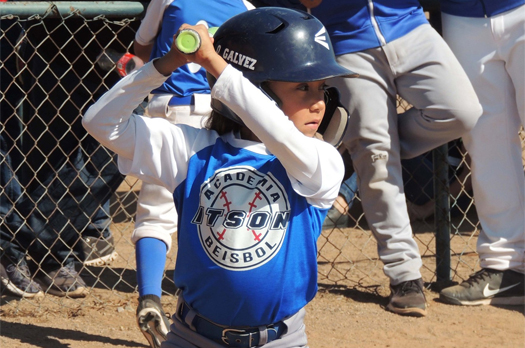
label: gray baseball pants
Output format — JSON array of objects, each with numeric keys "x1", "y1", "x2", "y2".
[
  {"x1": 329, "y1": 23, "x2": 482, "y2": 284},
  {"x1": 160, "y1": 298, "x2": 308, "y2": 348},
  {"x1": 442, "y1": 6, "x2": 525, "y2": 273}
]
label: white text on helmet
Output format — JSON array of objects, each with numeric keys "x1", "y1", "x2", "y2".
[{"x1": 221, "y1": 48, "x2": 257, "y2": 71}]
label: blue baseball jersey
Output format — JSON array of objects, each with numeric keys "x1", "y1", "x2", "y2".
[
  {"x1": 136, "y1": 0, "x2": 251, "y2": 98},
  {"x1": 250, "y1": 0, "x2": 428, "y2": 54},
  {"x1": 170, "y1": 132, "x2": 327, "y2": 326},
  {"x1": 310, "y1": 0, "x2": 428, "y2": 55},
  {"x1": 83, "y1": 63, "x2": 344, "y2": 327}
]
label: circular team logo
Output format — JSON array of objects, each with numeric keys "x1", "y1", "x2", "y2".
[{"x1": 191, "y1": 166, "x2": 290, "y2": 271}]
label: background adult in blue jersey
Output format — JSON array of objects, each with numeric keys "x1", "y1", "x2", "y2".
[{"x1": 310, "y1": 0, "x2": 483, "y2": 317}]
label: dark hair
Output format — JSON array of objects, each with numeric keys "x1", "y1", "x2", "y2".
[{"x1": 205, "y1": 110, "x2": 243, "y2": 135}]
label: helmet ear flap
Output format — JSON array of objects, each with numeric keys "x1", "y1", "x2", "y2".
[
  {"x1": 318, "y1": 87, "x2": 349, "y2": 148},
  {"x1": 207, "y1": 73, "x2": 282, "y2": 126},
  {"x1": 260, "y1": 82, "x2": 282, "y2": 109},
  {"x1": 210, "y1": 98, "x2": 245, "y2": 125},
  {"x1": 321, "y1": 105, "x2": 348, "y2": 148},
  {"x1": 207, "y1": 71, "x2": 245, "y2": 125}
]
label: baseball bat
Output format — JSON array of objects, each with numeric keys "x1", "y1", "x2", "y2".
[{"x1": 175, "y1": 27, "x2": 218, "y2": 54}]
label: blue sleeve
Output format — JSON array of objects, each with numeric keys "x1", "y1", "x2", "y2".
[{"x1": 136, "y1": 237, "x2": 167, "y2": 298}]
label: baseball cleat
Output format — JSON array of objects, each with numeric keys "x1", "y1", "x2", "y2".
[
  {"x1": 387, "y1": 278, "x2": 427, "y2": 317},
  {"x1": 137, "y1": 295, "x2": 171, "y2": 348},
  {"x1": 440, "y1": 268, "x2": 525, "y2": 306}
]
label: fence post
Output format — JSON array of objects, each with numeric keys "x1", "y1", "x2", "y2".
[
  {"x1": 433, "y1": 144, "x2": 451, "y2": 282},
  {"x1": 426, "y1": 6, "x2": 452, "y2": 282}
]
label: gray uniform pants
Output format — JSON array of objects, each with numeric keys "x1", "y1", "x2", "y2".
[
  {"x1": 161, "y1": 297, "x2": 308, "y2": 348},
  {"x1": 443, "y1": 7, "x2": 525, "y2": 273},
  {"x1": 329, "y1": 24, "x2": 482, "y2": 284}
]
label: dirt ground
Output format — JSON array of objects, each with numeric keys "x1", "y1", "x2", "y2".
[
  {"x1": 1, "y1": 219, "x2": 524, "y2": 348},
  {"x1": 1, "y1": 283, "x2": 524, "y2": 348}
]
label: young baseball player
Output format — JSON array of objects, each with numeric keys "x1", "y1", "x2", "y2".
[
  {"x1": 83, "y1": 7, "x2": 356, "y2": 347},
  {"x1": 131, "y1": 1, "x2": 253, "y2": 346}
]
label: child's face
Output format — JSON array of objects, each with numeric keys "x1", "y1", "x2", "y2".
[{"x1": 266, "y1": 80, "x2": 327, "y2": 138}]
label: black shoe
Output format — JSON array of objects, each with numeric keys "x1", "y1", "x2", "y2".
[
  {"x1": 0, "y1": 258, "x2": 43, "y2": 298},
  {"x1": 440, "y1": 268, "x2": 525, "y2": 306},
  {"x1": 80, "y1": 234, "x2": 118, "y2": 266},
  {"x1": 136, "y1": 295, "x2": 171, "y2": 348},
  {"x1": 322, "y1": 206, "x2": 351, "y2": 229},
  {"x1": 387, "y1": 278, "x2": 427, "y2": 317},
  {"x1": 36, "y1": 262, "x2": 88, "y2": 298}
]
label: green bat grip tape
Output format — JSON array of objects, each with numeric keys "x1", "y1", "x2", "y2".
[{"x1": 176, "y1": 27, "x2": 218, "y2": 54}]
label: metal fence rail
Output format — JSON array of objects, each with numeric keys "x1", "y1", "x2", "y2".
[{"x1": 1, "y1": 1, "x2": 523, "y2": 312}]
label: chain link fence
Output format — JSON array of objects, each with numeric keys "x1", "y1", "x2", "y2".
[{"x1": 1, "y1": 2, "x2": 524, "y2": 313}]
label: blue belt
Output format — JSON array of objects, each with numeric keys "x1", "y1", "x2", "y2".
[
  {"x1": 168, "y1": 95, "x2": 194, "y2": 106},
  {"x1": 176, "y1": 301, "x2": 286, "y2": 347}
]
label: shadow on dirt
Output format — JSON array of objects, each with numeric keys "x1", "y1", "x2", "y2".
[
  {"x1": 430, "y1": 296, "x2": 525, "y2": 317},
  {"x1": 317, "y1": 282, "x2": 388, "y2": 307},
  {"x1": 81, "y1": 266, "x2": 177, "y2": 296},
  {"x1": 491, "y1": 304, "x2": 525, "y2": 316},
  {"x1": 0, "y1": 320, "x2": 144, "y2": 348}
]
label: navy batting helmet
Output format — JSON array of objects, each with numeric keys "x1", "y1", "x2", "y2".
[{"x1": 208, "y1": 7, "x2": 358, "y2": 147}]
